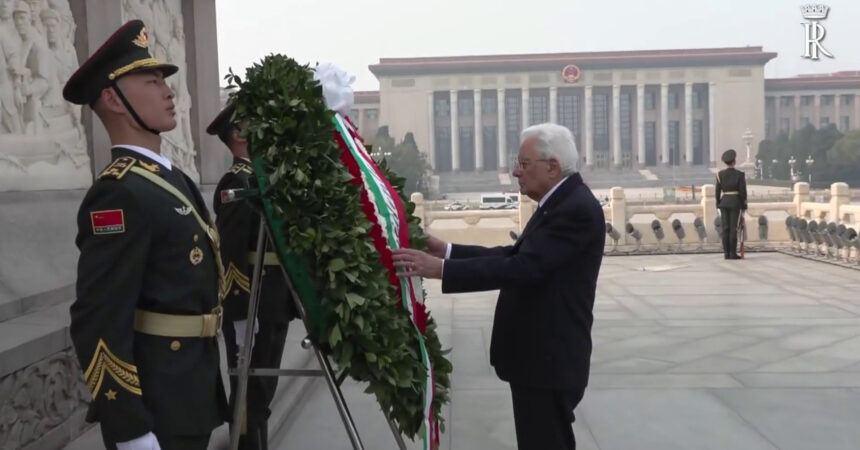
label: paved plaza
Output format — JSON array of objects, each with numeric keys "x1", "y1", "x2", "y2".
[{"x1": 67, "y1": 252, "x2": 860, "y2": 449}]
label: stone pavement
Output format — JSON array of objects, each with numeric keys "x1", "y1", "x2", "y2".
[{"x1": 66, "y1": 252, "x2": 860, "y2": 449}]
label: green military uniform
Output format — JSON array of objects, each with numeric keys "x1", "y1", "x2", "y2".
[
  {"x1": 715, "y1": 149, "x2": 748, "y2": 259},
  {"x1": 64, "y1": 20, "x2": 227, "y2": 449},
  {"x1": 208, "y1": 105, "x2": 299, "y2": 450}
]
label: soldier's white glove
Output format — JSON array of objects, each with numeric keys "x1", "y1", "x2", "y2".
[
  {"x1": 116, "y1": 432, "x2": 161, "y2": 450},
  {"x1": 234, "y1": 318, "x2": 260, "y2": 351}
]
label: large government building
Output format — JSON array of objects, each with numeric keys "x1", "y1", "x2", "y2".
[{"x1": 349, "y1": 47, "x2": 860, "y2": 173}]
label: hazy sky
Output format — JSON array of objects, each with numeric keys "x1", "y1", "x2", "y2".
[{"x1": 216, "y1": 0, "x2": 859, "y2": 91}]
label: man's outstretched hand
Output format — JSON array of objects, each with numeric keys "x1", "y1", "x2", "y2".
[{"x1": 392, "y1": 248, "x2": 444, "y2": 279}]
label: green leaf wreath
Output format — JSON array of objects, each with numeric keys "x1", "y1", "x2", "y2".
[{"x1": 225, "y1": 55, "x2": 451, "y2": 440}]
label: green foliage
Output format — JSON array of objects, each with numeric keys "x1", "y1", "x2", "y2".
[
  {"x1": 828, "y1": 129, "x2": 860, "y2": 165},
  {"x1": 755, "y1": 124, "x2": 860, "y2": 185},
  {"x1": 369, "y1": 127, "x2": 430, "y2": 196},
  {"x1": 225, "y1": 55, "x2": 450, "y2": 440}
]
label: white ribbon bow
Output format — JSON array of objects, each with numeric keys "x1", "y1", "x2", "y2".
[{"x1": 312, "y1": 62, "x2": 356, "y2": 118}]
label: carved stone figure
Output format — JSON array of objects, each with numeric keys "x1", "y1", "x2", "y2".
[
  {"x1": 0, "y1": 350, "x2": 89, "y2": 449},
  {"x1": 0, "y1": 0, "x2": 24, "y2": 134},
  {"x1": 0, "y1": 0, "x2": 91, "y2": 191},
  {"x1": 12, "y1": 2, "x2": 53, "y2": 135},
  {"x1": 122, "y1": 0, "x2": 200, "y2": 181}
]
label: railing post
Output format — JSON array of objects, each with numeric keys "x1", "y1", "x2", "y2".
[
  {"x1": 410, "y1": 192, "x2": 426, "y2": 230},
  {"x1": 830, "y1": 182, "x2": 850, "y2": 223},
  {"x1": 701, "y1": 184, "x2": 718, "y2": 243},
  {"x1": 610, "y1": 187, "x2": 627, "y2": 244},
  {"x1": 793, "y1": 182, "x2": 810, "y2": 218}
]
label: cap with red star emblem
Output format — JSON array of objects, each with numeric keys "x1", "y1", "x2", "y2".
[{"x1": 63, "y1": 20, "x2": 177, "y2": 106}]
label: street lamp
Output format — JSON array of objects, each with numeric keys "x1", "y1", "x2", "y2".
[
  {"x1": 805, "y1": 155, "x2": 814, "y2": 185},
  {"x1": 789, "y1": 156, "x2": 798, "y2": 182},
  {"x1": 742, "y1": 128, "x2": 754, "y2": 164},
  {"x1": 771, "y1": 159, "x2": 778, "y2": 179},
  {"x1": 370, "y1": 150, "x2": 392, "y2": 159},
  {"x1": 756, "y1": 159, "x2": 763, "y2": 179}
]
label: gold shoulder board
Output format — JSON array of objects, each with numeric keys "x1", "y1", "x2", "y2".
[
  {"x1": 99, "y1": 156, "x2": 137, "y2": 180},
  {"x1": 229, "y1": 163, "x2": 253, "y2": 175}
]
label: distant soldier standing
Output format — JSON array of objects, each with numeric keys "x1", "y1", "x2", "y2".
[
  {"x1": 208, "y1": 101, "x2": 299, "y2": 450},
  {"x1": 715, "y1": 149, "x2": 748, "y2": 259},
  {"x1": 64, "y1": 20, "x2": 227, "y2": 449}
]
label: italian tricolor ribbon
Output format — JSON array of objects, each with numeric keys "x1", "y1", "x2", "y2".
[{"x1": 332, "y1": 113, "x2": 438, "y2": 448}]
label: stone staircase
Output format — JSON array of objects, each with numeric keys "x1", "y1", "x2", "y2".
[
  {"x1": 0, "y1": 189, "x2": 91, "y2": 450},
  {"x1": 437, "y1": 170, "x2": 513, "y2": 194},
  {"x1": 648, "y1": 165, "x2": 717, "y2": 187},
  {"x1": 579, "y1": 167, "x2": 656, "y2": 189}
]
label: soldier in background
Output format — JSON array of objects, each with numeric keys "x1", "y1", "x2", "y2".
[
  {"x1": 208, "y1": 101, "x2": 299, "y2": 450},
  {"x1": 715, "y1": 149, "x2": 748, "y2": 259}
]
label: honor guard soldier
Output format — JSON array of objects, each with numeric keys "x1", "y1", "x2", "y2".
[
  {"x1": 208, "y1": 101, "x2": 299, "y2": 450},
  {"x1": 715, "y1": 149, "x2": 748, "y2": 259},
  {"x1": 64, "y1": 20, "x2": 228, "y2": 450}
]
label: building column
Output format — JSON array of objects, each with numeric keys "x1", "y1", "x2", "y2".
[
  {"x1": 636, "y1": 84, "x2": 645, "y2": 168},
  {"x1": 834, "y1": 94, "x2": 841, "y2": 130},
  {"x1": 855, "y1": 94, "x2": 860, "y2": 129},
  {"x1": 521, "y1": 87, "x2": 530, "y2": 129},
  {"x1": 450, "y1": 90, "x2": 460, "y2": 172},
  {"x1": 474, "y1": 89, "x2": 483, "y2": 171},
  {"x1": 584, "y1": 85, "x2": 593, "y2": 169},
  {"x1": 497, "y1": 88, "x2": 507, "y2": 172},
  {"x1": 549, "y1": 86, "x2": 558, "y2": 123},
  {"x1": 794, "y1": 94, "x2": 801, "y2": 131},
  {"x1": 709, "y1": 82, "x2": 716, "y2": 166},
  {"x1": 774, "y1": 95, "x2": 781, "y2": 135},
  {"x1": 813, "y1": 94, "x2": 821, "y2": 127},
  {"x1": 660, "y1": 83, "x2": 669, "y2": 166},
  {"x1": 356, "y1": 109, "x2": 366, "y2": 137},
  {"x1": 427, "y1": 92, "x2": 436, "y2": 171},
  {"x1": 611, "y1": 84, "x2": 621, "y2": 169},
  {"x1": 684, "y1": 82, "x2": 693, "y2": 166}
]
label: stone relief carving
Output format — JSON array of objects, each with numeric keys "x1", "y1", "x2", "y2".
[
  {"x1": 0, "y1": 349, "x2": 90, "y2": 449},
  {"x1": 0, "y1": 0, "x2": 91, "y2": 191},
  {"x1": 123, "y1": 0, "x2": 199, "y2": 181}
]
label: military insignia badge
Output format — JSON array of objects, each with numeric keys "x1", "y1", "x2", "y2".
[
  {"x1": 190, "y1": 247, "x2": 204, "y2": 265},
  {"x1": 91, "y1": 210, "x2": 125, "y2": 234},
  {"x1": 138, "y1": 160, "x2": 160, "y2": 173},
  {"x1": 132, "y1": 27, "x2": 149, "y2": 48},
  {"x1": 98, "y1": 156, "x2": 136, "y2": 180},
  {"x1": 175, "y1": 206, "x2": 192, "y2": 216}
]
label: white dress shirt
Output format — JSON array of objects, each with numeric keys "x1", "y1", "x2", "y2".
[
  {"x1": 114, "y1": 145, "x2": 172, "y2": 170},
  {"x1": 538, "y1": 176, "x2": 570, "y2": 208}
]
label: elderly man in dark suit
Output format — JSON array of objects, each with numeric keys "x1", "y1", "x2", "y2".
[{"x1": 393, "y1": 123, "x2": 605, "y2": 449}]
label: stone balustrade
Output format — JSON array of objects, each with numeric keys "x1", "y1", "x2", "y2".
[{"x1": 410, "y1": 181, "x2": 858, "y2": 249}]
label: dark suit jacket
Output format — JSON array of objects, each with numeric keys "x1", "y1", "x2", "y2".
[
  {"x1": 715, "y1": 167, "x2": 748, "y2": 210},
  {"x1": 441, "y1": 173, "x2": 605, "y2": 390},
  {"x1": 213, "y1": 157, "x2": 298, "y2": 325},
  {"x1": 71, "y1": 147, "x2": 228, "y2": 443}
]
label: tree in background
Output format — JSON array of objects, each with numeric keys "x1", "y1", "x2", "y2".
[
  {"x1": 822, "y1": 129, "x2": 860, "y2": 184},
  {"x1": 756, "y1": 124, "x2": 860, "y2": 185},
  {"x1": 368, "y1": 127, "x2": 430, "y2": 196}
]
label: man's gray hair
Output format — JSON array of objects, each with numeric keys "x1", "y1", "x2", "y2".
[{"x1": 520, "y1": 123, "x2": 579, "y2": 175}]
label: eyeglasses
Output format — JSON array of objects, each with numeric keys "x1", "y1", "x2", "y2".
[{"x1": 514, "y1": 158, "x2": 550, "y2": 170}]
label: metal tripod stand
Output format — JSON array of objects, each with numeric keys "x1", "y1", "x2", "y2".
[{"x1": 221, "y1": 187, "x2": 407, "y2": 450}]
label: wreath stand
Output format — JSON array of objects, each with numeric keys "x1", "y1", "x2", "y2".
[{"x1": 220, "y1": 177, "x2": 408, "y2": 450}]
